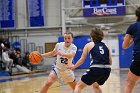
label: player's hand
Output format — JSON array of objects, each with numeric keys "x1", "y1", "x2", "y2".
[
  {"x1": 67, "y1": 65, "x2": 75, "y2": 70},
  {"x1": 52, "y1": 51, "x2": 58, "y2": 56},
  {"x1": 40, "y1": 54, "x2": 44, "y2": 57},
  {"x1": 56, "y1": 51, "x2": 64, "y2": 56}
]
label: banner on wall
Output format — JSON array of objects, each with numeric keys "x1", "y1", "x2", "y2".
[
  {"x1": 82, "y1": 0, "x2": 126, "y2": 17},
  {"x1": 83, "y1": 6, "x2": 126, "y2": 17},
  {"x1": 0, "y1": 0, "x2": 15, "y2": 28},
  {"x1": 28, "y1": 0, "x2": 45, "y2": 27}
]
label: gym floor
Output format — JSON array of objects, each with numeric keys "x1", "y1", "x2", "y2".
[{"x1": 0, "y1": 69, "x2": 140, "y2": 93}]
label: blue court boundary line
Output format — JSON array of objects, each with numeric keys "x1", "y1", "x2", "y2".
[{"x1": 0, "y1": 73, "x2": 48, "y2": 83}]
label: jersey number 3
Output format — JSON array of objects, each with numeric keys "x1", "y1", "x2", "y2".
[{"x1": 99, "y1": 46, "x2": 104, "y2": 54}]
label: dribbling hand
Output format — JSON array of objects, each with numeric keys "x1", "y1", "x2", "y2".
[{"x1": 67, "y1": 65, "x2": 75, "y2": 70}]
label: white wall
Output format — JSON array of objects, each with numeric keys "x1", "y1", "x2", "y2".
[
  {"x1": 45, "y1": 0, "x2": 61, "y2": 26},
  {"x1": 19, "y1": 35, "x2": 58, "y2": 53},
  {"x1": 16, "y1": 0, "x2": 27, "y2": 28},
  {"x1": 103, "y1": 37, "x2": 120, "y2": 69},
  {"x1": 16, "y1": 0, "x2": 61, "y2": 28}
]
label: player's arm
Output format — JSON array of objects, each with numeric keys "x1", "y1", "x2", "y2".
[
  {"x1": 122, "y1": 34, "x2": 133, "y2": 49},
  {"x1": 108, "y1": 48, "x2": 112, "y2": 65},
  {"x1": 41, "y1": 50, "x2": 57, "y2": 58},
  {"x1": 57, "y1": 52, "x2": 75, "y2": 59},
  {"x1": 41, "y1": 43, "x2": 59, "y2": 57},
  {"x1": 57, "y1": 45, "x2": 77, "y2": 59}
]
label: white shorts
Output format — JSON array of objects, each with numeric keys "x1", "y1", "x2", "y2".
[{"x1": 53, "y1": 66, "x2": 75, "y2": 82}]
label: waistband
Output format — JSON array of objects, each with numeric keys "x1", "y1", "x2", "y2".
[{"x1": 90, "y1": 65, "x2": 111, "y2": 68}]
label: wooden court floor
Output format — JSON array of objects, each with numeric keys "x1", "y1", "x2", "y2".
[{"x1": 0, "y1": 69, "x2": 140, "y2": 93}]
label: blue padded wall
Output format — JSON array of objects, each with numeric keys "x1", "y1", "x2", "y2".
[{"x1": 118, "y1": 34, "x2": 133, "y2": 68}]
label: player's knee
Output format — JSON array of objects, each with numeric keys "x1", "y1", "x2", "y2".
[
  {"x1": 126, "y1": 78, "x2": 136, "y2": 86},
  {"x1": 45, "y1": 80, "x2": 53, "y2": 87},
  {"x1": 92, "y1": 82, "x2": 100, "y2": 88},
  {"x1": 93, "y1": 84, "x2": 99, "y2": 88},
  {"x1": 76, "y1": 83, "x2": 85, "y2": 89}
]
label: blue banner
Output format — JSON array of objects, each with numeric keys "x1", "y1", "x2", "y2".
[
  {"x1": 28, "y1": 0, "x2": 45, "y2": 27},
  {"x1": 0, "y1": 0, "x2": 15, "y2": 28},
  {"x1": 83, "y1": 0, "x2": 126, "y2": 17},
  {"x1": 83, "y1": 6, "x2": 126, "y2": 17}
]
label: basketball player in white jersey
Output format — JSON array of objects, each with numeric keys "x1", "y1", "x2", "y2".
[{"x1": 40, "y1": 32, "x2": 77, "y2": 93}]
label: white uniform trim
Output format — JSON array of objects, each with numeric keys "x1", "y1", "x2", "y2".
[
  {"x1": 53, "y1": 66, "x2": 75, "y2": 82},
  {"x1": 90, "y1": 65, "x2": 111, "y2": 68}
]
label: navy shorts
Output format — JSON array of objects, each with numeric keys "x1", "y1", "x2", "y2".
[
  {"x1": 81, "y1": 67, "x2": 111, "y2": 85},
  {"x1": 130, "y1": 52, "x2": 140, "y2": 76},
  {"x1": 130, "y1": 62, "x2": 140, "y2": 76}
]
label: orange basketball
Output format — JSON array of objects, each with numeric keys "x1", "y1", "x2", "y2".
[{"x1": 29, "y1": 51, "x2": 43, "y2": 64}]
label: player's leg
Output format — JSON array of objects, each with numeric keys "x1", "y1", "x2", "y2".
[
  {"x1": 124, "y1": 70, "x2": 139, "y2": 93},
  {"x1": 40, "y1": 70, "x2": 58, "y2": 93},
  {"x1": 61, "y1": 70, "x2": 76, "y2": 90},
  {"x1": 67, "y1": 81, "x2": 76, "y2": 90},
  {"x1": 92, "y1": 82, "x2": 102, "y2": 93},
  {"x1": 92, "y1": 68, "x2": 111, "y2": 93},
  {"x1": 73, "y1": 68, "x2": 99, "y2": 93},
  {"x1": 74, "y1": 80, "x2": 87, "y2": 93}
]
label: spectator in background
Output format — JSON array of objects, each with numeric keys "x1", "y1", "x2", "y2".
[
  {"x1": 2, "y1": 47, "x2": 13, "y2": 71},
  {"x1": 0, "y1": 38, "x2": 10, "y2": 49},
  {"x1": 10, "y1": 48, "x2": 22, "y2": 66},
  {"x1": 0, "y1": 43, "x2": 5, "y2": 59},
  {"x1": 0, "y1": 38, "x2": 10, "y2": 60},
  {"x1": 10, "y1": 48, "x2": 31, "y2": 73},
  {"x1": 22, "y1": 52, "x2": 32, "y2": 70}
]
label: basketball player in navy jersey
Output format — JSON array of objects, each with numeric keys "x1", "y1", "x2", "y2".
[
  {"x1": 123, "y1": 7, "x2": 140, "y2": 93},
  {"x1": 40, "y1": 32, "x2": 77, "y2": 93},
  {"x1": 68, "y1": 28, "x2": 112, "y2": 93}
]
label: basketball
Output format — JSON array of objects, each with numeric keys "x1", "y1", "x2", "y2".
[{"x1": 29, "y1": 51, "x2": 43, "y2": 64}]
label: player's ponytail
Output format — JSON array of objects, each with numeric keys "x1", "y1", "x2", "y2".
[{"x1": 135, "y1": 7, "x2": 140, "y2": 21}]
